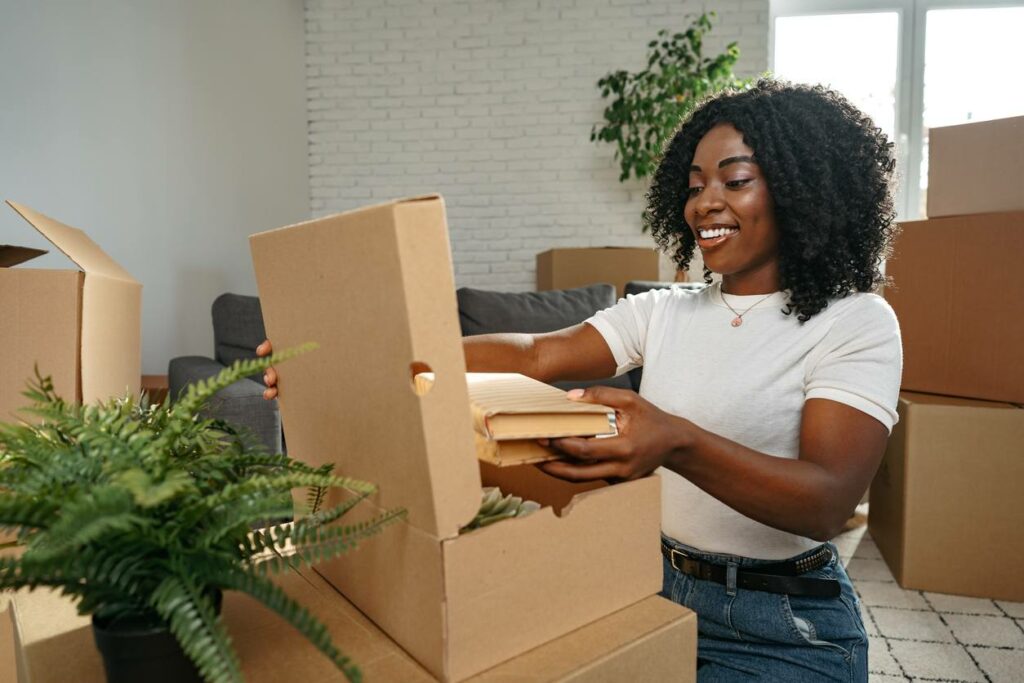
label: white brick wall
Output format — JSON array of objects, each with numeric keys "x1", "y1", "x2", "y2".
[{"x1": 305, "y1": 0, "x2": 768, "y2": 290}]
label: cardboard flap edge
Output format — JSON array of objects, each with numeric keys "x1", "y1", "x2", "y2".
[
  {"x1": 0, "y1": 246, "x2": 48, "y2": 268},
  {"x1": 5, "y1": 200, "x2": 138, "y2": 283}
]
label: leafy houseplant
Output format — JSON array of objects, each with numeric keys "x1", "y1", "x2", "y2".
[
  {"x1": 591, "y1": 12, "x2": 749, "y2": 183},
  {"x1": 0, "y1": 347, "x2": 405, "y2": 683}
]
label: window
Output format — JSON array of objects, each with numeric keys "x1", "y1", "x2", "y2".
[{"x1": 770, "y1": 0, "x2": 1024, "y2": 219}]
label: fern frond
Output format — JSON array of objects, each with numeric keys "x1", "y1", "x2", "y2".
[
  {"x1": 258, "y1": 507, "x2": 406, "y2": 575},
  {"x1": 28, "y1": 487, "x2": 148, "y2": 561},
  {"x1": 152, "y1": 575, "x2": 242, "y2": 683},
  {"x1": 216, "y1": 568, "x2": 361, "y2": 682},
  {"x1": 272, "y1": 489, "x2": 373, "y2": 546},
  {"x1": 173, "y1": 344, "x2": 318, "y2": 418}
]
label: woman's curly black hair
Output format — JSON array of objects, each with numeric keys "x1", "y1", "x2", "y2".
[{"x1": 645, "y1": 78, "x2": 899, "y2": 322}]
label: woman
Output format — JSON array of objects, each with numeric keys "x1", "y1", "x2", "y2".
[{"x1": 262, "y1": 79, "x2": 901, "y2": 681}]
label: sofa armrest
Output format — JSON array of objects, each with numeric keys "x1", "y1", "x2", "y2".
[{"x1": 168, "y1": 356, "x2": 282, "y2": 455}]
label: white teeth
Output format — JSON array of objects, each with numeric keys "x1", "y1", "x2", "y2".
[{"x1": 698, "y1": 227, "x2": 737, "y2": 239}]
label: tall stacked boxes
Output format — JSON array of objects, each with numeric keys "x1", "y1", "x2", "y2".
[
  {"x1": 872, "y1": 116, "x2": 1024, "y2": 599},
  {"x1": 250, "y1": 196, "x2": 681, "y2": 681}
]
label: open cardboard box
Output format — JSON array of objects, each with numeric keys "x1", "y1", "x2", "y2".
[
  {"x1": 869, "y1": 392, "x2": 1024, "y2": 601},
  {"x1": 0, "y1": 201, "x2": 141, "y2": 424},
  {"x1": 250, "y1": 196, "x2": 662, "y2": 681},
  {"x1": 6, "y1": 563, "x2": 695, "y2": 683}
]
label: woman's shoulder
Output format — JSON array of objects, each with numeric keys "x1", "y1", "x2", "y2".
[
  {"x1": 619, "y1": 282, "x2": 709, "y2": 309},
  {"x1": 818, "y1": 291, "x2": 900, "y2": 337}
]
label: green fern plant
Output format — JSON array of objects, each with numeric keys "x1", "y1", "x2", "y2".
[{"x1": 0, "y1": 345, "x2": 405, "y2": 683}]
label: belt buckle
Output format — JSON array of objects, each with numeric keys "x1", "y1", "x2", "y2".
[{"x1": 669, "y1": 548, "x2": 688, "y2": 573}]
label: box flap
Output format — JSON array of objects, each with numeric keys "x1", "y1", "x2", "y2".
[
  {"x1": 0, "y1": 246, "x2": 47, "y2": 268},
  {"x1": 80, "y1": 274, "x2": 142, "y2": 405},
  {"x1": 250, "y1": 195, "x2": 481, "y2": 540},
  {"x1": 899, "y1": 391, "x2": 1016, "y2": 411},
  {"x1": 5, "y1": 201, "x2": 138, "y2": 283}
]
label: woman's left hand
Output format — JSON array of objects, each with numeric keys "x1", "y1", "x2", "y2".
[{"x1": 538, "y1": 386, "x2": 693, "y2": 483}]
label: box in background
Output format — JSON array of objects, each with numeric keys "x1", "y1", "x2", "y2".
[
  {"x1": 927, "y1": 115, "x2": 1024, "y2": 218},
  {"x1": 884, "y1": 211, "x2": 1024, "y2": 404},
  {"x1": 0, "y1": 201, "x2": 141, "y2": 423},
  {"x1": 869, "y1": 392, "x2": 1024, "y2": 601},
  {"x1": 7, "y1": 563, "x2": 697, "y2": 683},
  {"x1": 537, "y1": 247, "x2": 664, "y2": 299},
  {"x1": 251, "y1": 197, "x2": 662, "y2": 681}
]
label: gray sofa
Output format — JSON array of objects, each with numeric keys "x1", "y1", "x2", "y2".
[
  {"x1": 168, "y1": 281, "x2": 702, "y2": 456},
  {"x1": 168, "y1": 293, "x2": 281, "y2": 455}
]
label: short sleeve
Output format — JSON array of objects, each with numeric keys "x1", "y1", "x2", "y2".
[
  {"x1": 584, "y1": 290, "x2": 664, "y2": 377},
  {"x1": 804, "y1": 296, "x2": 903, "y2": 432}
]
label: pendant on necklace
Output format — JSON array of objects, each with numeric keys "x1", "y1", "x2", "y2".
[{"x1": 731, "y1": 317, "x2": 743, "y2": 327}]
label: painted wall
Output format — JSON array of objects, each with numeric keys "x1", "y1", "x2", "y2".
[
  {"x1": 0, "y1": 0, "x2": 309, "y2": 374},
  {"x1": 304, "y1": 0, "x2": 769, "y2": 289}
]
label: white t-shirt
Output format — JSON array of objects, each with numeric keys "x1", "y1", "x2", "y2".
[{"x1": 586, "y1": 282, "x2": 902, "y2": 560}]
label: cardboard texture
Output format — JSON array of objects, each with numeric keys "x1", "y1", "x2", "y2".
[
  {"x1": 869, "y1": 392, "x2": 1024, "y2": 601},
  {"x1": 7, "y1": 567, "x2": 697, "y2": 682},
  {"x1": 537, "y1": 247, "x2": 660, "y2": 298},
  {"x1": 250, "y1": 196, "x2": 662, "y2": 681},
  {"x1": 473, "y1": 432, "x2": 559, "y2": 467},
  {"x1": 884, "y1": 212, "x2": 1024, "y2": 403},
  {"x1": 467, "y1": 373, "x2": 615, "y2": 439},
  {"x1": 0, "y1": 201, "x2": 141, "y2": 423},
  {"x1": 927, "y1": 115, "x2": 1024, "y2": 218}
]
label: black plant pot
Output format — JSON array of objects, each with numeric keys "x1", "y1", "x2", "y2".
[{"x1": 92, "y1": 610, "x2": 202, "y2": 683}]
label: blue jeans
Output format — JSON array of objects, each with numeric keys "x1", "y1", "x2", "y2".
[{"x1": 660, "y1": 536, "x2": 868, "y2": 682}]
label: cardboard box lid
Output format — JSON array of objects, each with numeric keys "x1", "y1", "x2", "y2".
[
  {"x1": 251, "y1": 195, "x2": 481, "y2": 540},
  {"x1": 5, "y1": 201, "x2": 137, "y2": 283},
  {"x1": 4, "y1": 201, "x2": 142, "y2": 406},
  {"x1": 0, "y1": 246, "x2": 47, "y2": 268}
]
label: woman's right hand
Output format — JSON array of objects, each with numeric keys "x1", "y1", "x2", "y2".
[{"x1": 256, "y1": 340, "x2": 278, "y2": 400}]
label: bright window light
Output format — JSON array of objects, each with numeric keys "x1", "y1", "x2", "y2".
[
  {"x1": 773, "y1": 12, "x2": 900, "y2": 142},
  {"x1": 919, "y1": 6, "x2": 1024, "y2": 213}
]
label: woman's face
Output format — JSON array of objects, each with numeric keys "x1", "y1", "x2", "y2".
[{"x1": 684, "y1": 123, "x2": 781, "y2": 294}]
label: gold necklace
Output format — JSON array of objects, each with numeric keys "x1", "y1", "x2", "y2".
[{"x1": 720, "y1": 288, "x2": 776, "y2": 327}]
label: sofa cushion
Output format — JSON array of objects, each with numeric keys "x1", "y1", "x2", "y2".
[
  {"x1": 212, "y1": 293, "x2": 267, "y2": 367},
  {"x1": 457, "y1": 284, "x2": 617, "y2": 336}
]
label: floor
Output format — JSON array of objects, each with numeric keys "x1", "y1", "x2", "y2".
[{"x1": 833, "y1": 518, "x2": 1024, "y2": 682}]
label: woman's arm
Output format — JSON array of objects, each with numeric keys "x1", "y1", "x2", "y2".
[
  {"x1": 540, "y1": 388, "x2": 888, "y2": 542},
  {"x1": 260, "y1": 322, "x2": 620, "y2": 398},
  {"x1": 463, "y1": 323, "x2": 618, "y2": 383}
]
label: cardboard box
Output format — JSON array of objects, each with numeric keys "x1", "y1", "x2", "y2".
[
  {"x1": 7, "y1": 566, "x2": 697, "y2": 682},
  {"x1": 251, "y1": 196, "x2": 662, "y2": 681},
  {"x1": 869, "y1": 392, "x2": 1024, "y2": 601},
  {"x1": 884, "y1": 212, "x2": 1024, "y2": 403},
  {"x1": 0, "y1": 201, "x2": 141, "y2": 423},
  {"x1": 537, "y1": 247, "x2": 661, "y2": 298},
  {"x1": 927, "y1": 115, "x2": 1024, "y2": 218}
]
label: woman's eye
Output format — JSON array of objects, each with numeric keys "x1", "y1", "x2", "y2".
[
  {"x1": 686, "y1": 186, "x2": 703, "y2": 196},
  {"x1": 725, "y1": 178, "x2": 752, "y2": 189}
]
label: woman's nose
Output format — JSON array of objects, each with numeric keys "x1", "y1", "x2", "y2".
[{"x1": 693, "y1": 185, "x2": 725, "y2": 215}]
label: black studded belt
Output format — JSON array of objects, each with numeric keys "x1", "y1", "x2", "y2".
[{"x1": 661, "y1": 541, "x2": 841, "y2": 598}]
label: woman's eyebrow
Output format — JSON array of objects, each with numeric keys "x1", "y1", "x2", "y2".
[
  {"x1": 719, "y1": 155, "x2": 755, "y2": 168},
  {"x1": 689, "y1": 155, "x2": 756, "y2": 173}
]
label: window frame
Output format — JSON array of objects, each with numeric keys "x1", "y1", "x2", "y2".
[{"x1": 769, "y1": 0, "x2": 1024, "y2": 220}]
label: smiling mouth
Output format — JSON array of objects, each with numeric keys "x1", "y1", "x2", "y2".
[{"x1": 696, "y1": 225, "x2": 739, "y2": 249}]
